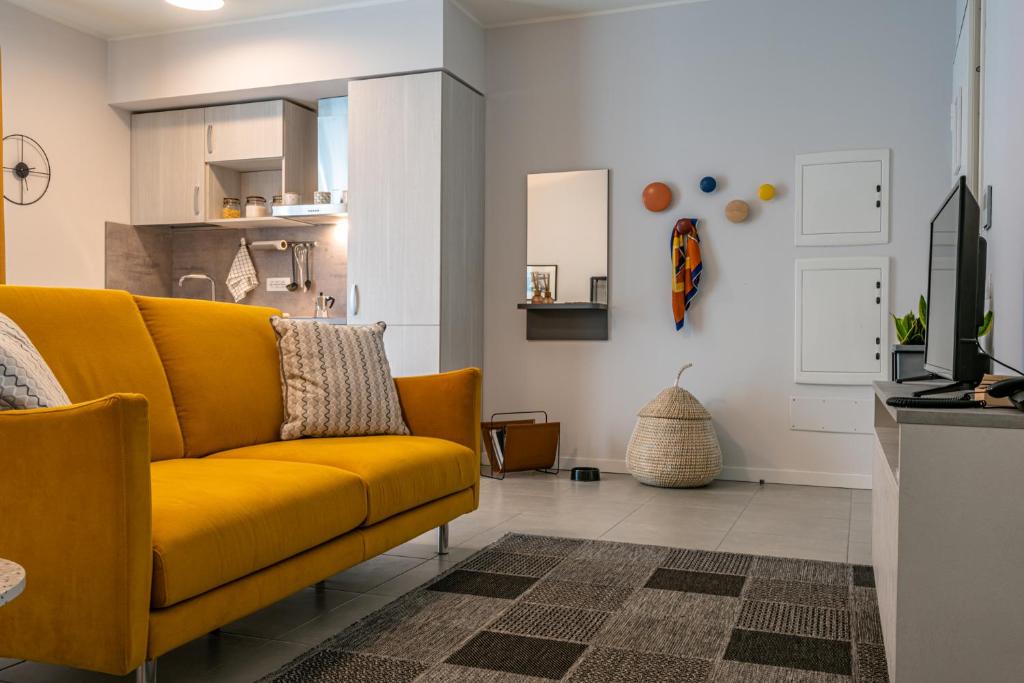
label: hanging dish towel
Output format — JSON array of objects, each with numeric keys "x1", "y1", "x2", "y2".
[
  {"x1": 671, "y1": 218, "x2": 703, "y2": 330},
  {"x1": 226, "y1": 243, "x2": 259, "y2": 303}
]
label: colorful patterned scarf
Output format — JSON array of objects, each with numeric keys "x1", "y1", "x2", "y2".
[{"x1": 672, "y1": 218, "x2": 702, "y2": 330}]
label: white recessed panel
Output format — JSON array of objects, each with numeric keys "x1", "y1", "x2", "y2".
[
  {"x1": 795, "y1": 257, "x2": 889, "y2": 385},
  {"x1": 796, "y1": 149, "x2": 890, "y2": 246},
  {"x1": 790, "y1": 397, "x2": 873, "y2": 434},
  {"x1": 800, "y1": 270, "x2": 879, "y2": 373},
  {"x1": 803, "y1": 162, "x2": 881, "y2": 234}
]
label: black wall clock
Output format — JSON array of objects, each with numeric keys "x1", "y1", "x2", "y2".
[{"x1": 3, "y1": 134, "x2": 51, "y2": 206}]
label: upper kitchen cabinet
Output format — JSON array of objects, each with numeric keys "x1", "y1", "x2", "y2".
[
  {"x1": 131, "y1": 108, "x2": 206, "y2": 226},
  {"x1": 204, "y1": 101, "x2": 316, "y2": 227},
  {"x1": 131, "y1": 99, "x2": 316, "y2": 226},
  {"x1": 206, "y1": 100, "x2": 286, "y2": 164}
]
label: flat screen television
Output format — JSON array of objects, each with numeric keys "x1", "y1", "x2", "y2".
[{"x1": 919, "y1": 176, "x2": 989, "y2": 396}]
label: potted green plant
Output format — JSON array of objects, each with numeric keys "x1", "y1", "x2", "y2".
[{"x1": 891, "y1": 296, "x2": 994, "y2": 380}]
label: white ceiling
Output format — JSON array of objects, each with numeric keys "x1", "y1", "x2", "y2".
[
  {"x1": 460, "y1": 0, "x2": 706, "y2": 28},
  {"x1": 8, "y1": 0, "x2": 709, "y2": 39}
]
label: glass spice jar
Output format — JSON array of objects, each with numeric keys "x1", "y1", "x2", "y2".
[
  {"x1": 245, "y1": 196, "x2": 268, "y2": 218},
  {"x1": 221, "y1": 197, "x2": 241, "y2": 219}
]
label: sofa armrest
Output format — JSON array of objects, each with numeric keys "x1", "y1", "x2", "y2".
[
  {"x1": 395, "y1": 368, "x2": 482, "y2": 458},
  {"x1": 0, "y1": 394, "x2": 152, "y2": 675}
]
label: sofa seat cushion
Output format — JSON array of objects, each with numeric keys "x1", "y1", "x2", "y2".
[
  {"x1": 150, "y1": 459, "x2": 367, "y2": 608},
  {"x1": 211, "y1": 436, "x2": 476, "y2": 526}
]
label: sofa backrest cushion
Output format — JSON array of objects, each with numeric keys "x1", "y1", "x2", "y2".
[
  {"x1": 0, "y1": 286, "x2": 184, "y2": 460},
  {"x1": 0, "y1": 312, "x2": 71, "y2": 410},
  {"x1": 134, "y1": 296, "x2": 283, "y2": 457}
]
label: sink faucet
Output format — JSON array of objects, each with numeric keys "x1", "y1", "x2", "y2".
[{"x1": 178, "y1": 274, "x2": 216, "y2": 301}]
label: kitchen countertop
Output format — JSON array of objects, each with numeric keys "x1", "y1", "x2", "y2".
[{"x1": 874, "y1": 381, "x2": 1024, "y2": 430}]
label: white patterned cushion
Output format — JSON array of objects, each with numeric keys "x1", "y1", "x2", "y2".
[
  {"x1": 0, "y1": 312, "x2": 71, "y2": 411},
  {"x1": 271, "y1": 318, "x2": 409, "y2": 440}
]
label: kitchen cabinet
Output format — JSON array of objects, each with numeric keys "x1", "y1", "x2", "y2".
[
  {"x1": 131, "y1": 108, "x2": 206, "y2": 226},
  {"x1": 204, "y1": 100, "x2": 283, "y2": 163},
  {"x1": 348, "y1": 73, "x2": 442, "y2": 327},
  {"x1": 382, "y1": 325, "x2": 442, "y2": 377},
  {"x1": 348, "y1": 71, "x2": 484, "y2": 374},
  {"x1": 131, "y1": 99, "x2": 315, "y2": 226}
]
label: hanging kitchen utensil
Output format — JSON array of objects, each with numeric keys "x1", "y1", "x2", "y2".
[
  {"x1": 287, "y1": 244, "x2": 300, "y2": 292},
  {"x1": 303, "y1": 243, "x2": 313, "y2": 292},
  {"x1": 294, "y1": 244, "x2": 308, "y2": 293}
]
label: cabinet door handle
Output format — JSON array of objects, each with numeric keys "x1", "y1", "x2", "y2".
[
  {"x1": 193, "y1": 184, "x2": 200, "y2": 216},
  {"x1": 349, "y1": 284, "x2": 360, "y2": 317},
  {"x1": 206, "y1": 124, "x2": 213, "y2": 154}
]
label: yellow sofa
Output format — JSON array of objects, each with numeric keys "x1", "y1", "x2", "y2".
[{"x1": 0, "y1": 286, "x2": 481, "y2": 679}]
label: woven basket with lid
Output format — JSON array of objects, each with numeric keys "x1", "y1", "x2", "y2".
[{"x1": 626, "y1": 363, "x2": 722, "y2": 488}]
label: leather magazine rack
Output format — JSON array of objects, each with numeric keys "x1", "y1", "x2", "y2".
[{"x1": 481, "y1": 411, "x2": 560, "y2": 480}]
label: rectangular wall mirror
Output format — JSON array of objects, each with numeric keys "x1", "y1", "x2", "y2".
[{"x1": 526, "y1": 169, "x2": 608, "y2": 304}]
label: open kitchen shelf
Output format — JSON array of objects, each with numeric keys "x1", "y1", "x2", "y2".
[{"x1": 204, "y1": 217, "x2": 313, "y2": 229}]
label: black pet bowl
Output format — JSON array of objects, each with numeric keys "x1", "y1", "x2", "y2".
[{"x1": 570, "y1": 466, "x2": 601, "y2": 482}]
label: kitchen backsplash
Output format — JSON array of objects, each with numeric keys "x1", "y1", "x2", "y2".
[{"x1": 105, "y1": 222, "x2": 347, "y2": 318}]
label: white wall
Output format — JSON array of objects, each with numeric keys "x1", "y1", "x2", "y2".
[
  {"x1": 484, "y1": 0, "x2": 953, "y2": 486},
  {"x1": 981, "y1": 0, "x2": 1024, "y2": 370},
  {"x1": 956, "y1": 0, "x2": 969, "y2": 35},
  {"x1": 1, "y1": 0, "x2": 129, "y2": 287},
  {"x1": 443, "y1": 0, "x2": 486, "y2": 93},
  {"x1": 107, "y1": 0, "x2": 484, "y2": 110}
]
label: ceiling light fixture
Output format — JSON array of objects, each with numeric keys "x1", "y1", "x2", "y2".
[{"x1": 165, "y1": 0, "x2": 225, "y2": 10}]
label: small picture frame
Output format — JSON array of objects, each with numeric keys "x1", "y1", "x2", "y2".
[
  {"x1": 590, "y1": 276, "x2": 608, "y2": 305},
  {"x1": 526, "y1": 265, "x2": 558, "y2": 300}
]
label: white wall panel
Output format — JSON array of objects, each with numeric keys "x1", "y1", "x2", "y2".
[
  {"x1": 790, "y1": 397, "x2": 873, "y2": 435},
  {"x1": 795, "y1": 149, "x2": 890, "y2": 246},
  {"x1": 795, "y1": 257, "x2": 889, "y2": 385}
]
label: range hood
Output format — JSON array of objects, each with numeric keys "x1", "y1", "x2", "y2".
[{"x1": 272, "y1": 96, "x2": 348, "y2": 223}]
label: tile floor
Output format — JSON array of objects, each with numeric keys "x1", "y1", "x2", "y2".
[{"x1": 0, "y1": 472, "x2": 872, "y2": 682}]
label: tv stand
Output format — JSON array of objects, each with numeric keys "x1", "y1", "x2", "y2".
[
  {"x1": 873, "y1": 381, "x2": 1024, "y2": 682},
  {"x1": 911, "y1": 380, "x2": 977, "y2": 397}
]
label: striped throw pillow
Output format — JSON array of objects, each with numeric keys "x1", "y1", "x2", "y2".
[
  {"x1": 0, "y1": 312, "x2": 71, "y2": 411},
  {"x1": 271, "y1": 318, "x2": 409, "y2": 440}
]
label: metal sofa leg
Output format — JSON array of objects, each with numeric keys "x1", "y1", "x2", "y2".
[
  {"x1": 438, "y1": 523, "x2": 450, "y2": 555},
  {"x1": 135, "y1": 660, "x2": 157, "y2": 683}
]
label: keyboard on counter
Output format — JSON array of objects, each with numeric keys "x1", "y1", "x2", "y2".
[{"x1": 885, "y1": 396, "x2": 986, "y2": 410}]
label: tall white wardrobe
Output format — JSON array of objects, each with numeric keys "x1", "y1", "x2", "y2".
[{"x1": 347, "y1": 71, "x2": 485, "y2": 376}]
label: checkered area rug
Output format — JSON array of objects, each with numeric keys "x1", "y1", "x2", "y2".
[{"x1": 262, "y1": 534, "x2": 888, "y2": 682}]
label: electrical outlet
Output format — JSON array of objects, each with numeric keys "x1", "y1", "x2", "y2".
[{"x1": 266, "y1": 277, "x2": 291, "y2": 292}]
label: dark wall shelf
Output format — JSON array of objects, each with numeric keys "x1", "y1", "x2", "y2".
[
  {"x1": 517, "y1": 302, "x2": 608, "y2": 340},
  {"x1": 516, "y1": 302, "x2": 608, "y2": 310}
]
